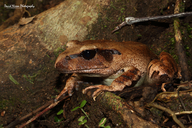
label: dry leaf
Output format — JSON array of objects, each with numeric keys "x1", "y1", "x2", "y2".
[{"x1": 19, "y1": 16, "x2": 36, "y2": 25}]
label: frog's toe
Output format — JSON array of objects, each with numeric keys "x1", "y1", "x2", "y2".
[
  {"x1": 83, "y1": 85, "x2": 110, "y2": 100},
  {"x1": 82, "y1": 88, "x2": 90, "y2": 94},
  {"x1": 93, "y1": 96, "x2": 97, "y2": 101},
  {"x1": 92, "y1": 89, "x2": 103, "y2": 101},
  {"x1": 82, "y1": 85, "x2": 99, "y2": 94},
  {"x1": 82, "y1": 89, "x2": 86, "y2": 94}
]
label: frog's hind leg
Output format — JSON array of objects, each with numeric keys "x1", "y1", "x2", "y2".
[
  {"x1": 82, "y1": 66, "x2": 141, "y2": 100},
  {"x1": 147, "y1": 52, "x2": 181, "y2": 91}
]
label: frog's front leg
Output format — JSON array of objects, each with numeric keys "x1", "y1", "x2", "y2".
[
  {"x1": 82, "y1": 66, "x2": 141, "y2": 100},
  {"x1": 55, "y1": 73, "x2": 80, "y2": 101}
]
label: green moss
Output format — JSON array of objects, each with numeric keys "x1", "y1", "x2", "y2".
[{"x1": 54, "y1": 47, "x2": 65, "y2": 57}]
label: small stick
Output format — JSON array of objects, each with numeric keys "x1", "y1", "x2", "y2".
[
  {"x1": 5, "y1": 100, "x2": 53, "y2": 128},
  {"x1": 112, "y1": 12, "x2": 192, "y2": 33},
  {"x1": 148, "y1": 102, "x2": 185, "y2": 128},
  {"x1": 18, "y1": 95, "x2": 69, "y2": 128},
  {"x1": 175, "y1": 111, "x2": 192, "y2": 115}
]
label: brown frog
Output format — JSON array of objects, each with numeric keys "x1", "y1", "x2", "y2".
[{"x1": 54, "y1": 40, "x2": 181, "y2": 101}]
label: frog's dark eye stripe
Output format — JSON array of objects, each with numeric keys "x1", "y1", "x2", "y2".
[
  {"x1": 67, "y1": 49, "x2": 121, "y2": 61},
  {"x1": 98, "y1": 50, "x2": 113, "y2": 62},
  {"x1": 97, "y1": 49, "x2": 121, "y2": 56},
  {"x1": 98, "y1": 49, "x2": 121, "y2": 62},
  {"x1": 66, "y1": 50, "x2": 97, "y2": 60}
]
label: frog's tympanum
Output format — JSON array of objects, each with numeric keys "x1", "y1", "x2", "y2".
[{"x1": 55, "y1": 40, "x2": 181, "y2": 101}]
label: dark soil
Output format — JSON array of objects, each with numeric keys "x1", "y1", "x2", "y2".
[{"x1": 1, "y1": 0, "x2": 192, "y2": 128}]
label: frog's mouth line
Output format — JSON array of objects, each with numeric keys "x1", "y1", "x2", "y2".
[
  {"x1": 58, "y1": 68, "x2": 113, "y2": 77},
  {"x1": 58, "y1": 68, "x2": 106, "y2": 72}
]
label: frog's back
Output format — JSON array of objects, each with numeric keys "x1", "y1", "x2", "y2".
[
  {"x1": 123, "y1": 41, "x2": 157, "y2": 74},
  {"x1": 108, "y1": 41, "x2": 157, "y2": 74},
  {"x1": 82, "y1": 40, "x2": 155, "y2": 58}
]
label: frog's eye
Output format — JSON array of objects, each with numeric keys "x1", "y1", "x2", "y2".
[{"x1": 81, "y1": 50, "x2": 97, "y2": 60}]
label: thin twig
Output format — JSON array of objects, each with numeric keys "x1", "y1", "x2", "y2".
[
  {"x1": 5, "y1": 100, "x2": 53, "y2": 128},
  {"x1": 112, "y1": 12, "x2": 192, "y2": 33},
  {"x1": 148, "y1": 102, "x2": 185, "y2": 128},
  {"x1": 175, "y1": 111, "x2": 192, "y2": 115},
  {"x1": 175, "y1": 80, "x2": 192, "y2": 88},
  {"x1": 23, "y1": 0, "x2": 31, "y2": 17},
  {"x1": 18, "y1": 95, "x2": 69, "y2": 128},
  {"x1": 148, "y1": 81, "x2": 192, "y2": 103},
  {"x1": 146, "y1": 83, "x2": 192, "y2": 128}
]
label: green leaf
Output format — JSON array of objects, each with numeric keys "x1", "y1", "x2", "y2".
[
  {"x1": 78, "y1": 116, "x2": 86, "y2": 122},
  {"x1": 57, "y1": 109, "x2": 64, "y2": 115},
  {"x1": 82, "y1": 119, "x2": 87, "y2": 124},
  {"x1": 99, "y1": 118, "x2": 107, "y2": 127},
  {"x1": 80, "y1": 100, "x2": 87, "y2": 108},
  {"x1": 71, "y1": 106, "x2": 80, "y2": 111},
  {"x1": 0, "y1": 124, "x2": 4, "y2": 128},
  {"x1": 9, "y1": 74, "x2": 19, "y2": 85},
  {"x1": 54, "y1": 116, "x2": 60, "y2": 122},
  {"x1": 104, "y1": 126, "x2": 111, "y2": 128},
  {"x1": 79, "y1": 119, "x2": 87, "y2": 125},
  {"x1": 54, "y1": 116, "x2": 63, "y2": 122}
]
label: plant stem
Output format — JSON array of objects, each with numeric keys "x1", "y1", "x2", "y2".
[
  {"x1": 80, "y1": 108, "x2": 90, "y2": 120},
  {"x1": 85, "y1": 124, "x2": 89, "y2": 128}
]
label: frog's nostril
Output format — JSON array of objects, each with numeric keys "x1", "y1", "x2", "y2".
[
  {"x1": 55, "y1": 62, "x2": 60, "y2": 68},
  {"x1": 65, "y1": 56, "x2": 71, "y2": 60}
]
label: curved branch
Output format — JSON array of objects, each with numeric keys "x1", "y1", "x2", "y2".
[{"x1": 147, "y1": 102, "x2": 185, "y2": 128}]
